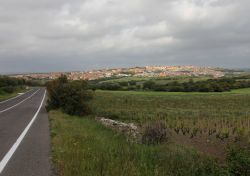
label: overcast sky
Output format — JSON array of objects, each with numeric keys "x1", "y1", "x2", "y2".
[{"x1": 0, "y1": 0, "x2": 249, "y2": 73}]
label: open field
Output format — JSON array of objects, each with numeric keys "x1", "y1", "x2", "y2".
[
  {"x1": 49, "y1": 110, "x2": 226, "y2": 176},
  {"x1": 90, "y1": 88, "x2": 250, "y2": 159},
  {"x1": 90, "y1": 88, "x2": 250, "y2": 122}
]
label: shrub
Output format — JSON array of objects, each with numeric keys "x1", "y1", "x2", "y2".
[
  {"x1": 99, "y1": 83, "x2": 122, "y2": 90},
  {"x1": 227, "y1": 146, "x2": 250, "y2": 176},
  {"x1": 0, "y1": 76, "x2": 26, "y2": 87},
  {"x1": 129, "y1": 80, "x2": 137, "y2": 86},
  {"x1": 143, "y1": 80, "x2": 155, "y2": 90},
  {"x1": 59, "y1": 82, "x2": 93, "y2": 115},
  {"x1": 216, "y1": 129, "x2": 229, "y2": 141},
  {"x1": 46, "y1": 75, "x2": 93, "y2": 116},
  {"x1": 119, "y1": 82, "x2": 128, "y2": 87},
  {"x1": 141, "y1": 121, "x2": 168, "y2": 145},
  {"x1": 2, "y1": 86, "x2": 15, "y2": 93}
]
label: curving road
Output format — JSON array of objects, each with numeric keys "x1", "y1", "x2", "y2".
[{"x1": 0, "y1": 88, "x2": 52, "y2": 176}]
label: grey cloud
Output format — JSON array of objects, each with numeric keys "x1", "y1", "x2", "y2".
[{"x1": 0, "y1": 0, "x2": 250, "y2": 73}]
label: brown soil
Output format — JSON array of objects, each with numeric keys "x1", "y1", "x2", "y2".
[{"x1": 169, "y1": 130, "x2": 247, "y2": 162}]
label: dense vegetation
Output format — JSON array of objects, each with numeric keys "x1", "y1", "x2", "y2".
[
  {"x1": 0, "y1": 76, "x2": 43, "y2": 94},
  {"x1": 0, "y1": 76, "x2": 27, "y2": 94},
  {"x1": 227, "y1": 146, "x2": 250, "y2": 175},
  {"x1": 146, "y1": 78, "x2": 250, "y2": 92},
  {"x1": 88, "y1": 76, "x2": 250, "y2": 92},
  {"x1": 46, "y1": 75, "x2": 93, "y2": 116},
  {"x1": 0, "y1": 76, "x2": 42, "y2": 100}
]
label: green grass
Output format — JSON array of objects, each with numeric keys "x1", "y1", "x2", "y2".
[
  {"x1": 91, "y1": 88, "x2": 250, "y2": 121},
  {"x1": 0, "y1": 87, "x2": 29, "y2": 101},
  {"x1": 231, "y1": 88, "x2": 250, "y2": 93},
  {"x1": 90, "y1": 88, "x2": 250, "y2": 140},
  {"x1": 49, "y1": 110, "x2": 226, "y2": 176}
]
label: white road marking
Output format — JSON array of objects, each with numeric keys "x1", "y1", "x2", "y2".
[
  {"x1": 0, "y1": 89, "x2": 40, "y2": 114},
  {"x1": 0, "y1": 89, "x2": 33, "y2": 104},
  {"x1": 0, "y1": 90, "x2": 46, "y2": 174}
]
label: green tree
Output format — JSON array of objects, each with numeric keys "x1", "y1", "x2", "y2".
[
  {"x1": 46, "y1": 75, "x2": 93, "y2": 116},
  {"x1": 143, "y1": 80, "x2": 155, "y2": 90}
]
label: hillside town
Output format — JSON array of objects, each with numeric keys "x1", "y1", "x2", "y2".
[{"x1": 11, "y1": 66, "x2": 225, "y2": 80}]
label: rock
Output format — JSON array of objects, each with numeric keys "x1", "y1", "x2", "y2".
[{"x1": 96, "y1": 117, "x2": 140, "y2": 141}]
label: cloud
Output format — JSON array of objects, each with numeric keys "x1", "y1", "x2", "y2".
[{"x1": 0, "y1": 0, "x2": 249, "y2": 73}]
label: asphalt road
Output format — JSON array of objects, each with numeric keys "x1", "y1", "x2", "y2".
[{"x1": 0, "y1": 88, "x2": 52, "y2": 176}]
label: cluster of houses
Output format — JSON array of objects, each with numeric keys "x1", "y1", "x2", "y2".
[{"x1": 11, "y1": 66, "x2": 225, "y2": 80}]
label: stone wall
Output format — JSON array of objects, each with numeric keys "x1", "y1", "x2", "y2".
[{"x1": 96, "y1": 117, "x2": 140, "y2": 141}]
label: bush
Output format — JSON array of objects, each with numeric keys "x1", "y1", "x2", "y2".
[
  {"x1": 227, "y1": 146, "x2": 250, "y2": 176},
  {"x1": 142, "y1": 122, "x2": 168, "y2": 145},
  {"x1": 143, "y1": 80, "x2": 156, "y2": 90},
  {"x1": 0, "y1": 76, "x2": 36, "y2": 92},
  {"x1": 129, "y1": 80, "x2": 137, "y2": 86},
  {"x1": 119, "y1": 82, "x2": 128, "y2": 87},
  {"x1": 99, "y1": 83, "x2": 122, "y2": 90},
  {"x1": 46, "y1": 75, "x2": 93, "y2": 116},
  {"x1": 2, "y1": 86, "x2": 15, "y2": 93}
]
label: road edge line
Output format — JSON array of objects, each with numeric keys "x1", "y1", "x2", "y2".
[
  {"x1": 0, "y1": 90, "x2": 47, "y2": 174},
  {"x1": 0, "y1": 89, "x2": 40, "y2": 113},
  {"x1": 0, "y1": 88, "x2": 34, "y2": 104}
]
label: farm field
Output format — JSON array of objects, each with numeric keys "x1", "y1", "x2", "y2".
[{"x1": 90, "y1": 88, "x2": 250, "y2": 159}]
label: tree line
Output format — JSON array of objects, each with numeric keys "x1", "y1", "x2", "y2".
[
  {"x1": 0, "y1": 76, "x2": 43, "y2": 94},
  {"x1": 147, "y1": 78, "x2": 250, "y2": 92},
  {"x1": 88, "y1": 77, "x2": 250, "y2": 92},
  {"x1": 0, "y1": 76, "x2": 27, "y2": 94}
]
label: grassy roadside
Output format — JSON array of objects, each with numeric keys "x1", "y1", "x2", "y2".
[
  {"x1": 49, "y1": 110, "x2": 226, "y2": 176},
  {"x1": 0, "y1": 87, "x2": 29, "y2": 101}
]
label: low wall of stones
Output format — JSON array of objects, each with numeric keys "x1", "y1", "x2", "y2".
[{"x1": 96, "y1": 117, "x2": 140, "y2": 141}]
